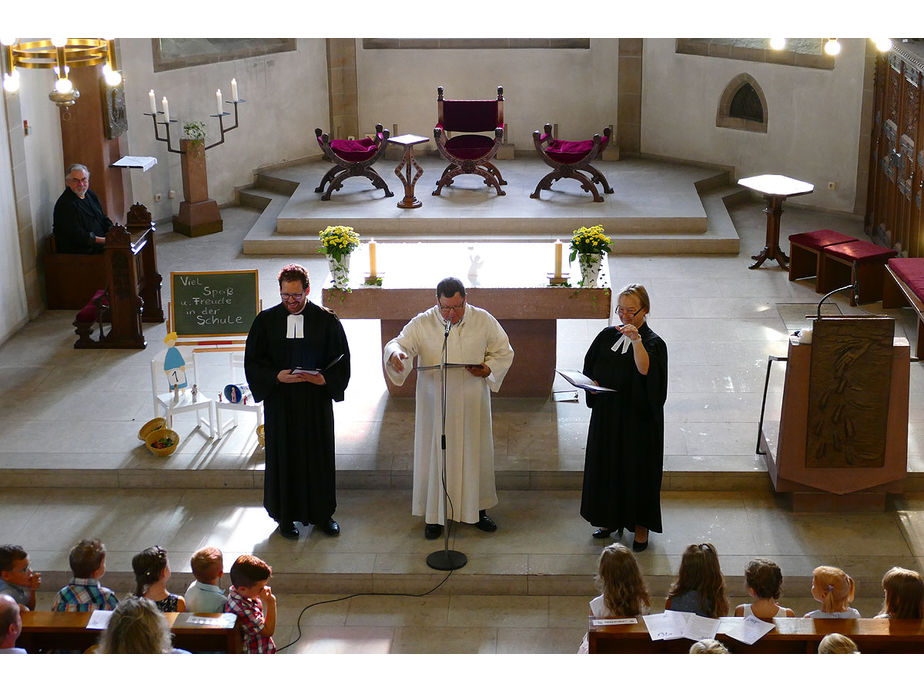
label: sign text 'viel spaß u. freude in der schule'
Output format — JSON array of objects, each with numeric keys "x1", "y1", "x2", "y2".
[{"x1": 170, "y1": 270, "x2": 260, "y2": 338}]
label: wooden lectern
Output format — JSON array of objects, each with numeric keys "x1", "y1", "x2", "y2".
[{"x1": 760, "y1": 315, "x2": 909, "y2": 511}]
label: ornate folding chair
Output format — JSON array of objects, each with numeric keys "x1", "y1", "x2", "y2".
[
  {"x1": 314, "y1": 123, "x2": 394, "y2": 200},
  {"x1": 433, "y1": 85, "x2": 507, "y2": 196},
  {"x1": 530, "y1": 123, "x2": 614, "y2": 202}
]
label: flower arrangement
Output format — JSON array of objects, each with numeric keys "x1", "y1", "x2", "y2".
[
  {"x1": 319, "y1": 225, "x2": 360, "y2": 263},
  {"x1": 183, "y1": 120, "x2": 207, "y2": 142},
  {"x1": 568, "y1": 224, "x2": 611, "y2": 262}
]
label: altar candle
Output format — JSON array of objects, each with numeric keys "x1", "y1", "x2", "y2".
[
  {"x1": 216, "y1": 89, "x2": 223, "y2": 114},
  {"x1": 554, "y1": 240, "x2": 563, "y2": 278},
  {"x1": 231, "y1": 78, "x2": 238, "y2": 102},
  {"x1": 369, "y1": 239, "x2": 377, "y2": 277},
  {"x1": 161, "y1": 96, "x2": 170, "y2": 123},
  {"x1": 148, "y1": 89, "x2": 157, "y2": 114}
]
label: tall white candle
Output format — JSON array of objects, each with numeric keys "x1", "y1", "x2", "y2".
[
  {"x1": 231, "y1": 78, "x2": 238, "y2": 102},
  {"x1": 161, "y1": 96, "x2": 170, "y2": 123},
  {"x1": 554, "y1": 240, "x2": 563, "y2": 278},
  {"x1": 369, "y1": 239, "x2": 377, "y2": 277},
  {"x1": 148, "y1": 89, "x2": 157, "y2": 114},
  {"x1": 216, "y1": 89, "x2": 223, "y2": 114}
]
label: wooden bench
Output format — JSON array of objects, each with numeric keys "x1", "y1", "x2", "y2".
[
  {"x1": 18, "y1": 610, "x2": 242, "y2": 653},
  {"x1": 788, "y1": 228, "x2": 856, "y2": 290},
  {"x1": 588, "y1": 617, "x2": 924, "y2": 653},
  {"x1": 44, "y1": 236, "x2": 107, "y2": 309},
  {"x1": 883, "y1": 257, "x2": 924, "y2": 358},
  {"x1": 819, "y1": 239, "x2": 897, "y2": 305}
]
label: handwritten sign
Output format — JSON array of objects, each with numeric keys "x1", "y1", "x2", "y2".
[{"x1": 170, "y1": 270, "x2": 259, "y2": 338}]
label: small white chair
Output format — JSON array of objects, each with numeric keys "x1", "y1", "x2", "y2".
[
  {"x1": 150, "y1": 348, "x2": 216, "y2": 438},
  {"x1": 198, "y1": 349, "x2": 264, "y2": 440}
]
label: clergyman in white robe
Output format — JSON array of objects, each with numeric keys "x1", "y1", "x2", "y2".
[{"x1": 383, "y1": 303, "x2": 514, "y2": 525}]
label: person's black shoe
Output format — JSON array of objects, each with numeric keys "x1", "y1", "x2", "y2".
[
  {"x1": 592, "y1": 528, "x2": 614, "y2": 539},
  {"x1": 279, "y1": 521, "x2": 299, "y2": 539},
  {"x1": 475, "y1": 510, "x2": 497, "y2": 532},
  {"x1": 632, "y1": 539, "x2": 649, "y2": 553},
  {"x1": 425, "y1": 523, "x2": 443, "y2": 540},
  {"x1": 321, "y1": 518, "x2": 340, "y2": 536}
]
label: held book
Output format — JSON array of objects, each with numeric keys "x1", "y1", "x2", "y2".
[
  {"x1": 556, "y1": 369, "x2": 616, "y2": 393},
  {"x1": 291, "y1": 353, "x2": 344, "y2": 375}
]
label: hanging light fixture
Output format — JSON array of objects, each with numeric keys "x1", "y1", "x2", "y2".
[
  {"x1": 0, "y1": 38, "x2": 122, "y2": 108},
  {"x1": 769, "y1": 38, "x2": 787, "y2": 51},
  {"x1": 873, "y1": 38, "x2": 893, "y2": 52},
  {"x1": 823, "y1": 38, "x2": 842, "y2": 56}
]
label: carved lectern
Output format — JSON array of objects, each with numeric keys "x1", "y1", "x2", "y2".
[{"x1": 760, "y1": 316, "x2": 909, "y2": 511}]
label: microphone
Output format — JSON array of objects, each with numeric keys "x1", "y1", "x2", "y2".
[{"x1": 445, "y1": 318, "x2": 452, "y2": 337}]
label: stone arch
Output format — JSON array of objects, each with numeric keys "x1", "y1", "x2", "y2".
[{"x1": 716, "y1": 73, "x2": 768, "y2": 133}]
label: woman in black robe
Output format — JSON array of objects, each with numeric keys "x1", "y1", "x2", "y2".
[{"x1": 581, "y1": 283, "x2": 667, "y2": 552}]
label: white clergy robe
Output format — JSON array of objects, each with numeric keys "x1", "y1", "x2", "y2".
[{"x1": 384, "y1": 304, "x2": 514, "y2": 524}]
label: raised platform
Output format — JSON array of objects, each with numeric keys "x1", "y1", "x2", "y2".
[{"x1": 241, "y1": 156, "x2": 742, "y2": 255}]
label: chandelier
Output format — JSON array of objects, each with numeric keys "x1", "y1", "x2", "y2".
[{"x1": 1, "y1": 38, "x2": 122, "y2": 108}]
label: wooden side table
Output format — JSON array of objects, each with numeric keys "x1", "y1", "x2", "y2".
[
  {"x1": 389, "y1": 134, "x2": 430, "y2": 208},
  {"x1": 738, "y1": 174, "x2": 814, "y2": 270}
]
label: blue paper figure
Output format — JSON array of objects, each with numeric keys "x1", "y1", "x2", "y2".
[{"x1": 163, "y1": 332, "x2": 188, "y2": 391}]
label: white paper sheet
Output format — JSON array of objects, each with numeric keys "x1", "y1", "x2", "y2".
[
  {"x1": 85, "y1": 609, "x2": 114, "y2": 630},
  {"x1": 720, "y1": 614, "x2": 776, "y2": 645}
]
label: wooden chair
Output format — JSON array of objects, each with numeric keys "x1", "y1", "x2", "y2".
[
  {"x1": 530, "y1": 123, "x2": 613, "y2": 202},
  {"x1": 433, "y1": 85, "x2": 507, "y2": 196},
  {"x1": 314, "y1": 123, "x2": 393, "y2": 200}
]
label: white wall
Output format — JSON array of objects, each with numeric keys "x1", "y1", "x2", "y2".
[
  {"x1": 0, "y1": 93, "x2": 30, "y2": 342},
  {"x1": 119, "y1": 38, "x2": 329, "y2": 219},
  {"x1": 356, "y1": 39, "x2": 620, "y2": 150},
  {"x1": 641, "y1": 38, "x2": 867, "y2": 212}
]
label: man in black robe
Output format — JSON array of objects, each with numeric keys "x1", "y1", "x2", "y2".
[
  {"x1": 244, "y1": 264, "x2": 350, "y2": 539},
  {"x1": 52, "y1": 164, "x2": 112, "y2": 254}
]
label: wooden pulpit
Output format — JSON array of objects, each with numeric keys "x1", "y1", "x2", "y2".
[{"x1": 761, "y1": 315, "x2": 909, "y2": 511}]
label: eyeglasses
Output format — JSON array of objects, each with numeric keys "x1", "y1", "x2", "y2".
[
  {"x1": 67, "y1": 177, "x2": 88, "y2": 184},
  {"x1": 616, "y1": 306, "x2": 641, "y2": 317},
  {"x1": 280, "y1": 292, "x2": 306, "y2": 301},
  {"x1": 438, "y1": 300, "x2": 465, "y2": 315}
]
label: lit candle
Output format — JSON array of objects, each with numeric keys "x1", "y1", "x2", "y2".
[
  {"x1": 369, "y1": 239, "x2": 377, "y2": 277},
  {"x1": 161, "y1": 96, "x2": 170, "y2": 123},
  {"x1": 554, "y1": 239, "x2": 563, "y2": 278},
  {"x1": 216, "y1": 89, "x2": 223, "y2": 115},
  {"x1": 231, "y1": 78, "x2": 238, "y2": 102},
  {"x1": 148, "y1": 89, "x2": 156, "y2": 114}
]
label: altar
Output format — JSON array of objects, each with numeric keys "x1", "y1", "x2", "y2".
[{"x1": 321, "y1": 242, "x2": 614, "y2": 397}]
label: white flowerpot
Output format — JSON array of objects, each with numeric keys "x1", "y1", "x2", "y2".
[
  {"x1": 328, "y1": 253, "x2": 351, "y2": 290},
  {"x1": 578, "y1": 252, "x2": 603, "y2": 288}
]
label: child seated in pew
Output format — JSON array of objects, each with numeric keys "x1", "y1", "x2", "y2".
[
  {"x1": 184, "y1": 546, "x2": 227, "y2": 613},
  {"x1": 733, "y1": 558, "x2": 796, "y2": 619},
  {"x1": 578, "y1": 543, "x2": 651, "y2": 653},
  {"x1": 53, "y1": 539, "x2": 118, "y2": 612},
  {"x1": 804, "y1": 565, "x2": 861, "y2": 618},
  {"x1": 817, "y1": 633, "x2": 860, "y2": 654},
  {"x1": 132, "y1": 545, "x2": 186, "y2": 613},
  {"x1": 0, "y1": 544, "x2": 41, "y2": 611},
  {"x1": 224, "y1": 554, "x2": 277, "y2": 654},
  {"x1": 97, "y1": 595, "x2": 189, "y2": 654},
  {"x1": 689, "y1": 638, "x2": 729, "y2": 654},
  {"x1": 875, "y1": 566, "x2": 924, "y2": 619},
  {"x1": 665, "y1": 542, "x2": 729, "y2": 618}
]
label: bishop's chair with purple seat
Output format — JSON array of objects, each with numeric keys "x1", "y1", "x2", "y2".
[
  {"x1": 432, "y1": 85, "x2": 507, "y2": 196},
  {"x1": 530, "y1": 123, "x2": 613, "y2": 202},
  {"x1": 314, "y1": 123, "x2": 394, "y2": 201}
]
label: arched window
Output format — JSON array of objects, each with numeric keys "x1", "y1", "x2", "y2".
[{"x1": 716, "y1": 74, "x2": 768, "y2": 133}]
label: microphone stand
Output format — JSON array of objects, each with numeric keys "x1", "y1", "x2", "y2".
[
  {"x1": 426, "y1": 318, "x2": 467, "y2": 571},
  {"x1": 816, "y1": 281, "x2": 859, "y2": 320}
]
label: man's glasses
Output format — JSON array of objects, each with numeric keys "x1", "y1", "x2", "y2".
[
  {"x1": 67, "y1": 177, "x2": 88, "y2": 184},
  {"x1": 438, "y1": 301, "x2": 465, "y2": 315},
  {"x1": 616, "y1": 306, "x2": 641, "y2": 317},
  {"x1": 280, "y1": 292, "x2": 306, "y2": 301}
]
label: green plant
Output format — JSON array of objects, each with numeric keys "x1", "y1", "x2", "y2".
[
  {"x1": 183, "y1": 120, "x2": 207, "y2": 142},
  {"x1": 319, "y1": 225, "x2": 360, "y2": 263},
  {"x1": 568, "y1": 224, "x2": 611, "y2": 262}
]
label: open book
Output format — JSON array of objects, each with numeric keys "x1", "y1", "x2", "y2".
[
  {"x1": 556, "y1": 369, "x2": 616, "y2": 393},
  {"x1": 291, "y1": 353, "x2": 344, "y2": 375}
]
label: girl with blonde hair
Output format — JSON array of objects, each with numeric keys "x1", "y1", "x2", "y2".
[{"x1": 804, "y1": 565, "x2": 860, "y2": 618}]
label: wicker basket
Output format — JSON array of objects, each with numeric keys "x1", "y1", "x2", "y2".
[
  {"x1": 138, "y1": 417, "x2": 166, "y2": 442},
  {"x1": 256, "y1": 424, "x2": 265, "y2": 448},
  {"x1": 144, "y1": 428, "x2": 180, "y2": 457}
]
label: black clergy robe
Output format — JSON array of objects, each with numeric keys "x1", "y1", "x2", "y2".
[
  {"x1": 244, "y1": 301, "x2": 351, "y2": 525},
  {"x1": 580, "y1": 322, "x2": 668, "y2": 533}
]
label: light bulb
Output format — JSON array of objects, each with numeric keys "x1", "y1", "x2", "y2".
[
  {"x1": 0, "y1": 37, "x2": 17, "y2": 46},
  {"x1": 3, "y1": 69, "x2": 20, "y2": 93},
  {"x1": 824, "y1": 39, "x2": 841, "y2": 56},
  {"x1": 769, "y1": 38, "x2": 786, "y2": 50},
  {"x1": 54, "y1": 77, "x2": 73, "y2": 94},
  {"x1": 51, "y1": 36, "x2": 69, "y2": 48},
  {"x1": 102, "y1": 63, "x2": 122, "y2": 86},
  {"x1": 874, "y1": 38, "x2": 892, "y2": 52}
]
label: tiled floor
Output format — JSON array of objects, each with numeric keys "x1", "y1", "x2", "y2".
[{"x1": 5, "y1": 157, "x2": 924, "y2": 659}]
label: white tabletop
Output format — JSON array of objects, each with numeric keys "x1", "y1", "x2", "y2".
[
  {"x1": 737, "y1": 174, "x2": 814, "y2": 197},
  {"x1": 389, "y1": 134, "x2": 430, "y2": 147}
]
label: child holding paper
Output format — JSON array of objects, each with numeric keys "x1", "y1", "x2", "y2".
[
  {"x1": 804, "y1": 565, "x2": 860, "y2": 618},
  {"x1": 734, "y1": 558, "x2": 795, "y2": 619},
  {"x1": 665, "y1": 542, "x2": 728, "y2": 618}
]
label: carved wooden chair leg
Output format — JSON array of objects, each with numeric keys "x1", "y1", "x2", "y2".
[
  {"x1": 315, "y1": 164, "x2": 345, "y2": 194},
  {"x1": 359, "y1": 168, "x2": 394, "y2": 197},
  {"x1": 584, "y1": 164, "x2": 613, "y2": 194},
  {"x1": 484, "y1": 161, "x2": 507, "y2": 186},
  {"x1": 530, "y1": 170, "x2": 563, "y2": 199}
]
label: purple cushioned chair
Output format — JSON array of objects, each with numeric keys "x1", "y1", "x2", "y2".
[
  {"x1": 530, "y1": 123, "x2": 613, "y2": 202},
  {"x1": 314, "y1": 123, "x2": 393, "y2": 201},
  {"x1": 432, "y1": 85, "x2": 507, "y2": 196}
]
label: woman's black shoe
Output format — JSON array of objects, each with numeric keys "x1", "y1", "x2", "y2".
[
  {"x1": 592, "y1": 528, "x2": 614, "y2": 539},
  {"x1": 632, "y1": 539, "x2": 648, "y2": 552}
]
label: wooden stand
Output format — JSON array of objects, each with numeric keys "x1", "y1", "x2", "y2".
[
  {"x1": 173, "y1": 139, "x2": 222, "y2": 237},
  {"x1": 760, "y1": 317, "x2": 908, "y2": 510}
]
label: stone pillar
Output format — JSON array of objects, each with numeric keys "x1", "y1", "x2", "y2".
[
  {"x1": 617, "y1": 39, "x2": 643, "y2": 156},
  {"x1": 172, "y1": 139, "x2": 222, "y2": 237},
  {"x1": 326, "y1": 39, "x2": 359, "y2": 139}
]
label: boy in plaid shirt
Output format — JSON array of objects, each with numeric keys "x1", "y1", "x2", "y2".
[
  {"x1": 223, "y1": 554, "x2": 276, "y2": 653},
  {"x1": 52, "y1": 539, "x2": 118, "y2": 612}
]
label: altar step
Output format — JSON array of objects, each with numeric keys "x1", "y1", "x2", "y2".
[{"x1": 238, "y1": 157, "x2": 742, "y2": 256}]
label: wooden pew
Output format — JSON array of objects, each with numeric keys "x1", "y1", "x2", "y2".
[
  {"x1": 44, "y1": 236, "x2": 107, "y2": 309},
  {"x1": 18, "y1": 610, "x2": 242, "y2": 653},
  {"x1": 588, "y1": 617, "x2": 924, "y2": 654}
]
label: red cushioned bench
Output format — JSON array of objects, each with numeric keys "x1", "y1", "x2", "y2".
[
  {"x1": 788, "y1": 228, "x2": 856, "y2": 290},
  {"x1": 72, "y1": 289, "x2": 109, "y2": 348},
  {"x1": 819, "y1": 239, "x2": 898, "y2": 305},
  {"x1": 882, "y1": 258, "x2": 924, "y2": 358}
]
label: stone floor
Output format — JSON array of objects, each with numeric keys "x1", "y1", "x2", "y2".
[{"x1": 4, "y1": 156, "x2": 924, "y2": 666}]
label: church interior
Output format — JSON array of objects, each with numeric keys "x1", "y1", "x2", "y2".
[{"x1": 3, "y1": 20, "x2": 924, "y2": 674}]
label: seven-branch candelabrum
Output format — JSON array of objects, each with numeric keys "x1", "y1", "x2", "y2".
[{"x1": 144, "y1": 80, "x2": 245, "y2": 154}]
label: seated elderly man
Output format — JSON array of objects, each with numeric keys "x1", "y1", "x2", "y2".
[
  {"x1": 0, "y1": 594, "x2": 26, "y2": 653},
  {"x1": 52, "y1": 164, "x2": 113, "y2": 254}
]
